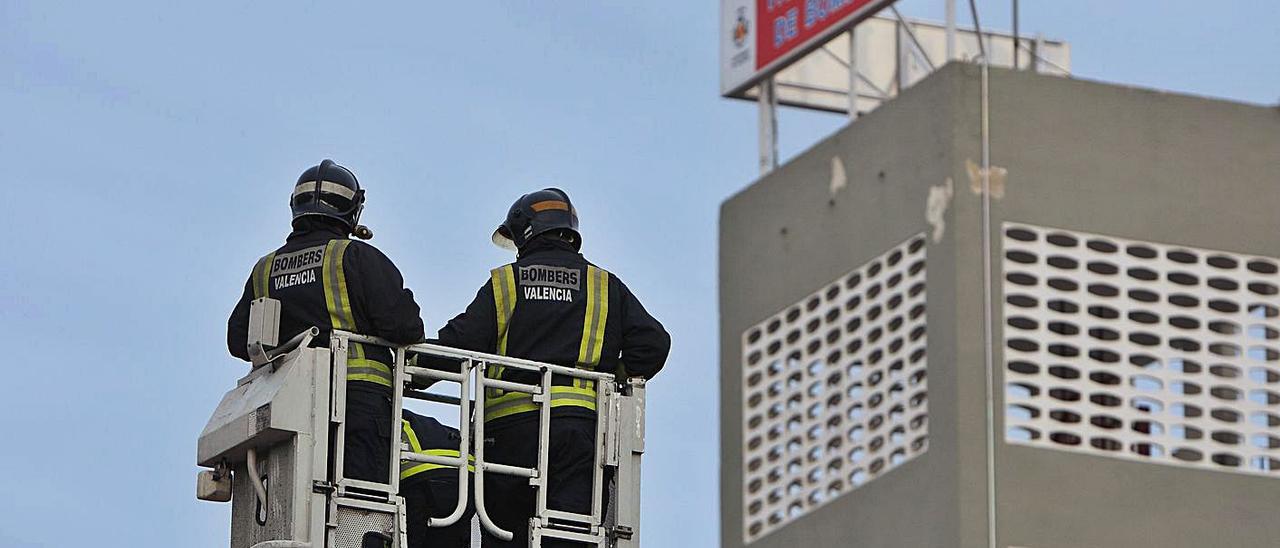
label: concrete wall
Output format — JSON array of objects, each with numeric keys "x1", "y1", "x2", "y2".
[
  {"x1": 720, "y1": 64, "x2": 969, "y2": 548},
  {"x1": 720, "y1": 62, "x2": 1280, "y2": 547}
]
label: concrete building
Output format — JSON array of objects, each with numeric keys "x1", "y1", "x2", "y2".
[{"x1": 719, "y1": 63, "x2": 1280, "y2": 548}]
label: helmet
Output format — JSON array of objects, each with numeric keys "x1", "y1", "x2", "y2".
[
  {"x1": 491, "y1": 188, "x2": 580, "y2": 252},
  {"x1": 290, "y1": 159, "x2": 365, "y2": 232}
]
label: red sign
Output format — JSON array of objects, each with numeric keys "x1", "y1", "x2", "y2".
[
  {"x1": 756, "y1": 0, "x2": 880, "y2": 69},
  {"x1": 721, "y1": 0, "x2": 893, "y2": 96}
]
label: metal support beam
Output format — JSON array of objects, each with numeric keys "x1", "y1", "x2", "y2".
[
  {"x1": 895, "y1": 19, "x2": 906, "y2": 91},
  {"x1": 891, "y1": 5, "x2": 936, "y2": 71},
  {"x1": 758, "y1": 77, "x2": 778, "y2": 174},
  {"x1": 1012, "y1": 0, "x2": 1020, "y2": 69},
  {"x1": 1034, "y1": 33, "x2": 1046, "y2": 72},
  {"x1": 819, "y1": 46, "x2": 891, "y2": 98},
  {"x1": 848, "y1": 28, "x2": 858, "y2": 120},
  {"x1": 776, "y1": 80, "x2": 888, "y2": 102},
  {"x1": 945, "y1": 0, "x2": 957, "y2": 61}
]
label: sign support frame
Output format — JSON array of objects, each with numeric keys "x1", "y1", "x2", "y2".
[{"x1": 758, "y1": 77, "x2": 778, "y2": 175}]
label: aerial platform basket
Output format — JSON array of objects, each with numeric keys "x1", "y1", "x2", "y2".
[{"x1": 198, "y1": 298, "x2": 646, "y2": 548}]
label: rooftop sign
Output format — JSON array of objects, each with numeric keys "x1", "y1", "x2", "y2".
[{"x1": 720, "y1": 0, "x2": 897, "y2": 96}]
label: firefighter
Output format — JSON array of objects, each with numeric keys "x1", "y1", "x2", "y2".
[
  {"x1": 400, "y1": 409, "x2": 475, "y2": 547},
  {"x1": 227, "y1": 159, "x2": 426, "y2": 486},
  {"x1": 434, "y1": 188, "x2": 671, "y2": 547}
]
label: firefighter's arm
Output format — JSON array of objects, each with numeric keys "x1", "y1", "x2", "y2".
[
  {"x1": 615, "y1": 278, "x2": 671, "y2": 379},
  {"x1": 408, "y1": 281, "x2": 497, "y2": 379},
  {"x1": 226, "y1": 277, "x2": 254, "y2": 362},
  {"x1": 350, "y1": 242, "x2": 426, "y2": 345},
  {"x1": 436, "y1": 281, "x2": 498, "y2": 353}
]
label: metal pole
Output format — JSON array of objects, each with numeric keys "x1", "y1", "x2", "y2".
[
  {"x1": 895, "y1": 18, "x2": 905, "y2": 91},
  {"x1": 388, "y1": 346, "x2": 406, "y2": 504},
  {"x1": 427, "y1": 358, "x2": 473, "y2": 528},
  {"x1": 848, "y1": 28, "x2": 858, "y2": 120},
  {"x1": 965, "y1": 2, "x2": 997, "y2": 547},
  {"x1": 534, "y1": 368, "x2": 553, "y2": 525},
  {"x1": 331, "y1": 333, "x2": 350, "y2": 488},
  {"x1": 945, "y1": 0, "x2": 956, "y2": 61},
  {"x1": 758, "y1": 77, "x2": 777, "y2": 174},
  {"x1": 472, "y1": 367, "x2": 513, "y2": 542},
  {"x1": 1012, "y1": 0, "x2": 1020, "y2": 69},
  {"x1": 589, "y1": 381, "x2": 606, "y2": 530},
  {"x1": 1033, "y1": 33, "x2": 1045, "y2": 72},
  {"x1": 980, "y1": 52, "x2": 997, "y2": 548}
]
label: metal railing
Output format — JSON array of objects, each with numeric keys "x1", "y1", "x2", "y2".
[{"x1": 328, "y1": 330, "x2": 644, "y2": 547}]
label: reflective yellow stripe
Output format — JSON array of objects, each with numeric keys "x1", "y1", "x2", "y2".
[
  {"x1": 336, "y1": 242, "x2": 353, "y2": 327},
  {"x1": 549, "y1": 385, "x2": 598, "y2": 410},
  {"x1": 484, "y1": 264, "x2": 607, "y2": 419},
  {"x1": 402, "y1": 419, "x2": 424, "y2": 451},
  {"x1": 401, "y1": 451, "x2": 476, "y2": 478},
  {"x1": 484, "y1": 385, "x2": 598, "y2": 422},
  {"x1": 322, "y1": 239, "x2": 392, "y2": 386},
  {"x1": 400, "y1": 420, "x2": 473, "y2": 478},
  {"x1": 252, "y1": 253, "x2": 275, "y2": 299},
  {"x1": 576, "y1": 268, "x2": 594, "y2": 366},
  {"x1": 323, "y1": 241, "x2": 341, "y2": 327},
  {"x1": 484, "y1": 390, "x2": 536, "y2": 420},
  {"x1": 488, "y1": 265, "x2": 517, "y2": 399},
  {"x1": 350, "y1": 359, "x2": 391, "y2": 374},
  {"x1": 594, "y1": 267, "x2": 609, "y2": 360},
  {"x1": 576, "y1": 265, "x2": 609, "y2": 368},
  {"x1": 575, "y1": 266, "x2": 609, "y2": 389},
  {"x1": 345, "y1": 373, "x2": 387, "y2": 386},
  {"x1": 347, "y1": 359, "x2": 393, "y2": 387},
  {"x1": 490, "y1": 265, "x2": 516, "y2": 356},
  {"x1": 323, "y1": 240, "x2": 355, "y2": 331}
]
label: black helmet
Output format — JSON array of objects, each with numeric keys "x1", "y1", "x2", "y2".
[
  {"x1": 491, "y1": 188, "x2": 580, "y2": 251},
  {"x1": 290, "y1": 159, "x2": 365, "y2": 232}
]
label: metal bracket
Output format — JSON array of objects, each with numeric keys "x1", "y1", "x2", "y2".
[
  {"x1": 311, "y1": 480, "x2": 335, "y2": 495},
  {"x1": 248, "y1": 297, "x2": 282, "y2": 367}
]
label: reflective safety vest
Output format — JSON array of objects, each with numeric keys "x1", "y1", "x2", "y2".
[
  {"x1": 483, "y1": 264, "x2": 610, "y2": 422},
  {"x1": 400, "y1": 419, "x2": 473, "y2": 480},
  {"x1": 251, "y1": 239, "x2": 395, "y2": 388}
]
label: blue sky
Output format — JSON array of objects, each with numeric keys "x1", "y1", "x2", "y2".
[{"x1": 0, "y1": 2, "x2": 1276, "y2": 547}]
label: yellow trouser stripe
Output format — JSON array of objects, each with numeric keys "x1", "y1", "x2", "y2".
[
  {"x1": 402, "y1": 419, "x2": 423, "y2": 451},
  {"x1": 400, "y1": 420, "x2": 473, "y2": 478},
  {"x1": 401, "y1": 450, "x2": 475, "y2": 478}
]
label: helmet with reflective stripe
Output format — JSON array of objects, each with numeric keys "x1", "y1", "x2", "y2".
[
  {"x1": 491, "y1": 188, "x2": 580, "y2": 251},
  {"x1": 290, "y1": 159, "x2": 365, "y2": 233}
]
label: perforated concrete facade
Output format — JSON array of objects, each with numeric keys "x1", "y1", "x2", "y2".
[
  {"x1": 1002, "y1": 223, "x2": 1280, "y2": 476},
  {"x1": 740, "y1": 234, "x2": 928, "y2": 542}
]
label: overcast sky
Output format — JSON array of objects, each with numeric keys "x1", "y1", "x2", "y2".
[{"x1": 1, "y1": 1, "x2": 1276, "y2": 547}]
